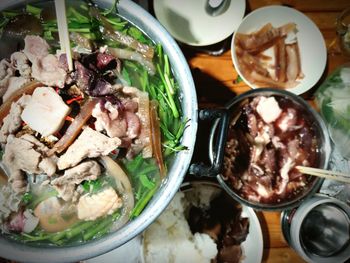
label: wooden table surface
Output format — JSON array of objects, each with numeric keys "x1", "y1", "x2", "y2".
[{"x1": 174, "y1": 1, "x2": 350, "y2": 262}]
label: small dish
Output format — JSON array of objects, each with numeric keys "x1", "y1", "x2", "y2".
[
  {"x1": 154, "y1": 0, "x2": 246, "y2": 46},
  {"x1": 231, "y1": 5, "x2": 327, "y2": 95}
]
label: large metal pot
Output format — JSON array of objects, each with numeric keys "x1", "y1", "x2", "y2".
[{"x1": 0, "y1": 0, "x2": 198, "y2": 262}]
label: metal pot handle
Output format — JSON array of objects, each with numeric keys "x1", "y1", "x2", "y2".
[{"x1": 189, "y1": 108, "x2": 230, "y2": 177}]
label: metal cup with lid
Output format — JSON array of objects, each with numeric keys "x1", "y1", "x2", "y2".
[{"x1": 281, "y1": 194, "x2": 350, "y2": 263}]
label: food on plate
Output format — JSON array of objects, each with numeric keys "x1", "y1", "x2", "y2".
[
  {"x1": 143, "y1": 185, "x2": 249, "y2": 263},
  {"x1": 223, "y1": 95, "x2": 319, "y2": 204},
  {"x1": 0, "y1": 2, "x2": 185, "y2": 245},
  {"x1": 234, "y1": 23, "x2": 304, "y2": 89}
]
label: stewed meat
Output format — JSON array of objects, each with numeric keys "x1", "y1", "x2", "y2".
[{"x1": 223, "y1": 96, "x2": 318, "y2": 204}]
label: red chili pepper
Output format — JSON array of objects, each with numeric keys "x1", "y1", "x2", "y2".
[
  {"x1": 65, "y1": 116, "x2": 75, "y2": 122},
  {"x1": 66, "y1": 95, "x2": 83, "y2": 105}
]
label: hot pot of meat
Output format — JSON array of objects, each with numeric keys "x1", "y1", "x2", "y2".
[
  {"x1": 190, "y1": 88, "x2": 331, "y2": 210},
  {"x1": 0, "y1": 0, "x2": 197, "y2": 262}
]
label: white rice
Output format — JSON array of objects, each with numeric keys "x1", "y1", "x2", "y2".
[{"x1": 143, "y1": 192, "x2": 218, "y2": 263}]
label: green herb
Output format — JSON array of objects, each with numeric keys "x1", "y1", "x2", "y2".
[
  {"x1": 26, "y1": 4, "x2": 42, "y2": 18},
  {"x1": 67, "y1": 6, "x2": 89, "y2": 23},
  {"x1": 21, "y1": 192, "x2": 33, "y2": 205},
  {"x1": 83, "y1": 212, "x2": 119, "y2": 241},
  {"x1": 131, "y1": 185, "x2": 158, "y2": 218},
  {"x1": 235, "y1": 75, "x2": 243, "y2": 83},
  {"x1": 121, "y1": 67, "x2": 132, "y2": 85},
  {"x1": 0, "y1": 16, "x2": 8, "y2": 31},
  {"x1": 82, "y1": 178, "x2": 103, "y2": 193},
  {"x1": 101, "y1": 0, "x2": 119, "y2": 16},
  {"x1": 139, "y1": 174, "x2": 155, "y2": 190},
  {"x1": 1, "y1": 10, "x2": 20, "y2": 18},
  {"x1": 15, "y1": 210, "x2": 121, "y2": 245}
]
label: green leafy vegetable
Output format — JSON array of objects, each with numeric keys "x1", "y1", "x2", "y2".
[
  {"x1": 26, "y1": 4, "x2": 42, "y2": 18},
  {"x1": 101, "y1": 0, "x2": 119, "y2": 16},
  {"x1": 21, "y1": 192, "x2": 33, "y2": 205},
  {"x1": 82, "y1": 178, "x2": 103, "y2": 193},
  {"x1": 235, "y1": 75, "x2": 243, "y2": 83},
  {"x1": 1, "y1": 10, "x2": 20, "y2": 18},
  {"x1": 15, "y1": 210, "x2": 121, "y2": 245}
]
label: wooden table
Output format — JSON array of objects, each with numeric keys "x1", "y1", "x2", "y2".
[{"x1": 176, "y1": 1, "x2": 350, "y2": 262}]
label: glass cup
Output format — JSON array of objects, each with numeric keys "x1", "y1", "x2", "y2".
[{"x1": 336, "y1": 7, "x2": 350, "y2": 56}]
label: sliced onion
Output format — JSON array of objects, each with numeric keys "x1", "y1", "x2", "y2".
[
  {"x1": 48, "y1": 98, "x2": 99, "y2": 155},
  {"x1": 90, "y1": 7, "x2": 154, "y2": 59},
  {"x1": 100, "y1": 156, "x2": 134, "y2": 230},
  {"x1": 108, "y1": 47, "x2": 155, "y2": 75},
  {"x1": 0, "y1": 81, "x2": 42, "y2": 124},
  {"x1": 150, "y1": 101, "x2": 166, "y2": 178}
]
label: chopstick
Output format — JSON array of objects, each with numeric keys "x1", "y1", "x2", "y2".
[
  {"x1": 296, "y1": 166, "x2": 350, "y2": 184},
  {"x1": 54, "y1": 0, "x2": 73, "y2": 72}
]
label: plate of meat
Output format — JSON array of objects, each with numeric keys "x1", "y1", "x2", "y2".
[{"x1": 231, "y1": 5, "x2": 327, "y2": 95}]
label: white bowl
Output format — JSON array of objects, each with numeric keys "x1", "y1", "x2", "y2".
[
  {"x1": 154, "y1": 0, "x2": 246, "y2": 46},
  {"x1": 231, "y1": 5, "x2": 327, "y2": 95}
]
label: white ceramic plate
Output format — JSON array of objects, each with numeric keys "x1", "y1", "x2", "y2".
[
  {"x1": 231, "y1": 5, "x2": 327, "y2": 95},
  {"x1": 154, "y1": 0, "x2": 246, "y2": 46},
  {"x1": 240, "y1": 206, "x2": 264, "y2": 263}
]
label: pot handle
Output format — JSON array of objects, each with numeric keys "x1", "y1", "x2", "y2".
[{"x1": 189, "y1": 108, "x2": 230, "y2": 177}]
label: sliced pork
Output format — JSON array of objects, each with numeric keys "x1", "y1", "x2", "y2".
[
  {"x1": 3, "y1": 134, "x2": 57, "y2": 176},
  {"x1": 0, "y1": 95, "x2": 31, "y2": 145},
  {"x1": 10, "y1": 52, "x2": 31, "y2": 77},
  {"x1": 2, "y1": 77, "x2": 31, "y2": 102},
  {"x1": 23, "y1": 35, "x2": 50, "y2": 63},
  {"x1": 77, "y1": 186, "x2": 122, "y2": 221},
  {"x1": 0, "y1": 59, "x2": 15, "y2": 97},
  {"x1": 51, "y1": 160, "x2": 101, "y2": 201},
  {"x1": 57, "y1": 127, "x2": 121, "y2": 170},
  {"x1": 31, "y1": 54, "x2": 67, "y2": 88}
]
